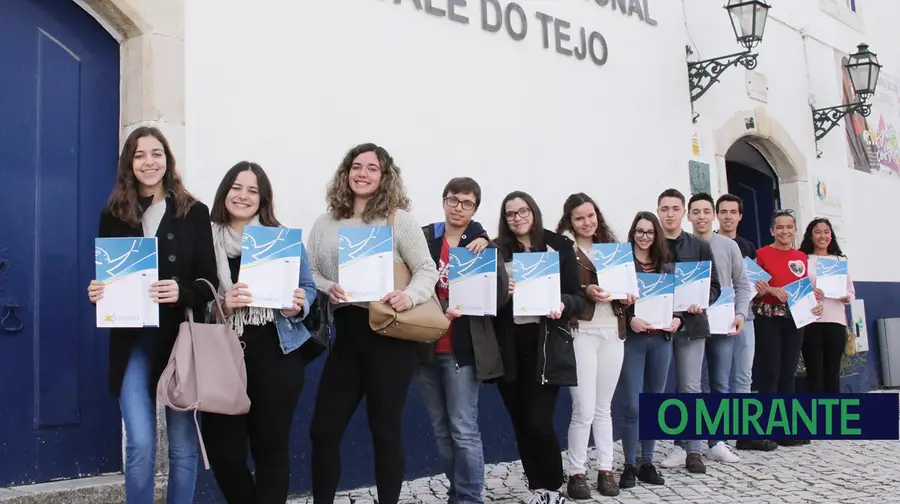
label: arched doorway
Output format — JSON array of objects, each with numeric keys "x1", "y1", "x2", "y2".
[
  {"x1": 713, "y1": 108, "x2": 810, "y2": 245},
  {"x1": 0, "y1": 0, "x2": 121, "y2": 486},
  {"x1": 725, "y1": 140, "x2": 781, "y2": 249}
]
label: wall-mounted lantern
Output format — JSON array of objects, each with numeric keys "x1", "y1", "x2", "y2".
[
  {"x1": 687, "y1": 0, "x2": 771, "y2": 121},
  {"x1": 811, "y1": 43, "x2": 882, "y2": 142}
]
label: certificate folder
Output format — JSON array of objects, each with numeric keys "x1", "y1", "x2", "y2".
[
  {"x1": 95, "y1": 237, "x2": 159, "y2": 328},
  {"x1": 338, "y1": 225, "x2": 394, "y2": 302},
  {"x1": 238, "y1": 225, "x2": 303, "y2": 309},
  {"x1": 449, "y1": 248, "x2": 497, "y2": 316},
  {"x1": 512, "y1": 252, "x2": 561, "y2": 316}
]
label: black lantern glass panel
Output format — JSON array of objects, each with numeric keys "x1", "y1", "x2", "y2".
[
  {"x1": 726, "y1": 0, "x2": 770, "y2": 50},
  {"x1": 846, "y1": 43, "x2": 881, "y2": 100}
]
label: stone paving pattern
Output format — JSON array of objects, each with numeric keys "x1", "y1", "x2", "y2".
[
  {"x1": 289, "y1": 392, "x2": 900, "y2": 504},
  {"x1": 287, "y1": 437, "x2": 900, "y2": 503}
]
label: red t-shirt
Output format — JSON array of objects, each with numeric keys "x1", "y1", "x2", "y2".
[
  {"x1": 756, "y1": 245, "x2": 808, "y2": 306},
  {"x1": 434, "y1": 237, "x2": 453, "y2": 354}
]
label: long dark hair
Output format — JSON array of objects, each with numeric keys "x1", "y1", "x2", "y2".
[
  {"x1": 106, "y1": 126, "x2": 196, "y2": 226},
  {"x1": 627, "y1": 211, "x2": 671, "y2": 272},
  {"x1": 799, "y1": 217, "x2": 845, "y2": 257},
  {"x1": 210, "y1": 161, "x2": 282, "y2": 227},
  {"x1": 325, "y1": 143, "x2": 410, "y2": 223},
  {"x1": 556, "y1": 192, "x2": 617, "y2": 243},
  {"x1": 496, "y1": 191, "x2": 545, "y2": 262}
]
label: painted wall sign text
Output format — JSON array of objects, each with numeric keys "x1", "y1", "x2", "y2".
[{"x1": 385, "y1": 0, "x2": 658, "y2": 67}]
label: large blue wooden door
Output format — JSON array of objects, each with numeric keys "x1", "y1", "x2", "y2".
[
  {"x1": 0, "y1": 0, "x2": 121, "y2": 486},
  {"x1": 725, "y1": 161, "x2": 779, "y2": 249}
]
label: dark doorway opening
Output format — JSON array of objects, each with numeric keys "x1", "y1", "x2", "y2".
[{"x1": 725, "y1": 139, "x2": 780, "y2": 250}]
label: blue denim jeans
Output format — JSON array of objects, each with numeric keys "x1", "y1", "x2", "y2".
[
  {"x1": 704, "y1": 334, "x2": 736, "y2": 446},
  {"x1": 672, "y1": 336, "x2": 705, "y2": 455},
  {"x1": 730, "y1": 320, "x2": 755, "y2": 394},
  {"x1": 617, "y1": 334, "x2": 672, "y2": 465},
  {"x1": 415, "y1": 355, "x2": 484, "y2": 504},
  {"x1": 120, "y1": 331, "x2": 199, "y2": 504}
]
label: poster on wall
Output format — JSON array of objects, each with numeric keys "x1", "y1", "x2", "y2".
[
  {"x1": 849, "y1": 299, "x2": 870, "y2": 353},
  {"x1": 837, "y1": 49, "x2": 900, "y2": 178}
]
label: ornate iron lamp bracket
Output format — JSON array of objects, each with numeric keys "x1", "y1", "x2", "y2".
[
  {"x1": 687, "y1": 47, "x2": 759, "y2": 103},
  {"x1": 811, "y1": 102, "x2": 872, "y2": 141}
]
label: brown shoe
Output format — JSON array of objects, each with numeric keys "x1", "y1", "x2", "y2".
[
  {"x1": 566, "y1": 473, "x2": 591, "y2": 500},
  {"x1": 597, "y1": 470, "x2": 620, "y2": 497},
  {"x1": 685, "y1": 453, "x2": 706, "y2": 474}
]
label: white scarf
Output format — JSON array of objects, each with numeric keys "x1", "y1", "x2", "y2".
[{"x1": 211, "y1": 216, "x2": 275, "y2": 337}]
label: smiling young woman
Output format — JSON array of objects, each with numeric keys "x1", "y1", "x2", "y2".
[
  {"x1": 305, "y1": 143, "x2": 439, "y2": 504},
  {"x1": 86, "y1": 126, "x2": 218, "y2": 503}
]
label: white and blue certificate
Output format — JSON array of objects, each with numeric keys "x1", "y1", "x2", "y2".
[{"x1": 95, "y1": 237, "x2": 159, "y2": 328}]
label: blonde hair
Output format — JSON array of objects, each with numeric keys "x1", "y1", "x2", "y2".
[{"x1": 325, "y1": 143, "x2": 410, "y2": 223}]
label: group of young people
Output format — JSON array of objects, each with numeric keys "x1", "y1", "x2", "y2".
[{"x1": 85, "y1": 127, "x2": 856, "y2": 504}]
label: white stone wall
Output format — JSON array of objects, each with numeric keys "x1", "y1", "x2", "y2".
[{"x1": 166, "y1": 0, "x2": 898, "y2": 283}]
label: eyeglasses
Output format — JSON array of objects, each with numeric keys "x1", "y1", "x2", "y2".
[
  {"x1": 772, "y1": 208, "x2": 795, "y2": 216},
  {"x1": 504, "y1": 207, "x2": 532, "y2": 221},
  {"x1": 443, "y1": 196, "x2": 476, "y2": 211},
  {"x1": 634, "y1": 229, "x2": 655, "y2": 238}
]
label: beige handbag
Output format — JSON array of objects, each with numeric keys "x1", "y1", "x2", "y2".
[
  {"x1": 156, "y1": 278, "x2": 251, "y2": 470},
  {"x1": 368, "y1": 211, "x2": 450, "y2": 343}
]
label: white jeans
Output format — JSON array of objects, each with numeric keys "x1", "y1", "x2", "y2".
[{"x1": 566, "y1": 327, "x2": 624, "y2": 473}]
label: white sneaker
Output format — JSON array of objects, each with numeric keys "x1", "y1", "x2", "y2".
[
  {"x1": 527, "y1": 490, "x2": 549, "y2": 504},
  {"x1": 547, "y1": 491, "x2": 571, "y2": 504},
  {"x1": 707, "y1": 441, "x2": 741, "y2": 463},
  {"x1": 659, "y1": 445, "x2": 687, "y2": 468}
]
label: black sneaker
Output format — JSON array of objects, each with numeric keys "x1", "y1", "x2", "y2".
[
  {"x1": 566, "y1": 473, "x2": 591, "y2": 500},
  {"x1": 638, "y1": 463, "x2": 665, "y2": 485},
  {"x1": 619, "y1": 464, "x2": 637, "y2": 489},
  {"x1": 685, "y1": 453, "x2": 706, "y2": 474},
  {"x1": 736, "y1": 439, "x2": 779, "y2": 451},
  {"x1": 597, "y1": 470, "x2": 620, "y2": 497}
]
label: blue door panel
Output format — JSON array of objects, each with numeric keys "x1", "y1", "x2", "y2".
[
  {"x1": 36, "y1": 28, "x2": 83, "y2": 429},
  {"x1": 0, "y1": 0, "x2": 121, "y2": 486},
  {"x1": 726, "y1": 162, "x2": 776, "y2": 249}
]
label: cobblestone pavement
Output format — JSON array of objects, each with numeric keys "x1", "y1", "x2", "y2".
[{"x1": 290, "y1": 392, "x2": 900, "y2": 503}]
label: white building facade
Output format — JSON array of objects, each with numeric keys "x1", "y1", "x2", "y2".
[{"x1": 1, "y1": 0, "x2": 898, "y2": 499}]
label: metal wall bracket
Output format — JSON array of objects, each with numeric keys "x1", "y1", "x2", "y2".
[
  {"x1": 687, "y1": 46, "x2": 759, "y2": 103},
  {"x1": 811, "y1": 101, "x2": 872, "y2": 141}
]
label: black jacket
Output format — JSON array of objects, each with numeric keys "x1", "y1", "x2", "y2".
[
  {"x1": 667, "y1": 230, "x2": 721, "y2": 339},
  {"x1": 419, "y1": 220, "x2": 507, "y2": 381},
  {"x1": 97, "y1": 199, "x2": 218, "y2": 398},
  {"x1": 493, "y1": 230, "x2": 585, "y2": 387}
]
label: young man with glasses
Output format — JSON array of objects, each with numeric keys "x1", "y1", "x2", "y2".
[
  {"x1": 656, "y1": 188, "x2": 721, "y2": 475},
  {"x1": 416, "y1": 177, "x2": 510, "y2": 504},
  {"x1": 715, "y1": 194, "x2": 778, "y2": 452}
]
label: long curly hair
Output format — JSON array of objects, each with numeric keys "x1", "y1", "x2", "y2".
[
  {"x1": 556, "y1": 192, "x2": 617, "y2": 244},
  {"x1": 325, "y1": 143, "x2": 410, "y2": 223},
  {"x1": 106, "y1": 126, "x2": 196, "y2": 226}
]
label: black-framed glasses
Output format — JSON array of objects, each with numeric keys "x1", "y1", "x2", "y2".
[
  {"x1": 443, "y1": 196, "x2": 476, "y2": 211},
  {"x1": 634, "y1": 229, "x2": 655, "y2": 238},
  {"x1": 504, "y1": 207, "x2": 532, "y2": 221}
]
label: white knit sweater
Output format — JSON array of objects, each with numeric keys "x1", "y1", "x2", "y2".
[{"x1": 306, "y1": 209, "x2": 439, "y2": 308}]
